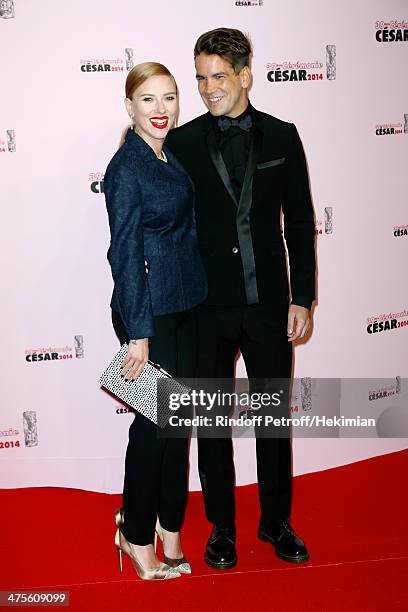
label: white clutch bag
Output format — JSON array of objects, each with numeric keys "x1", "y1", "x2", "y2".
[{"x1": 99, "y1": 343, "x2": 188, "y2": 427}]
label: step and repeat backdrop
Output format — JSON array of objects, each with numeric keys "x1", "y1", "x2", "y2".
[{"x1": 1, "y1": 0, "x2": 407, "y2": 492}]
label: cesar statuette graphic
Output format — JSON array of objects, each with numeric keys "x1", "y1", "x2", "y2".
[
  {"x1": 23, "y1": 411, "x2": 38, "y2": 447},
  {"x1": 0, "y1": 0, "x2": 14, "y2": 19},
  {"x1": 326, "y1": 44, "x2": 336, "y2": 80},
  {"x1": 324, "y1": 206, "x2": 333, "y2": 234},
  {"x1": 74, "y1": 335, "x2": 84, "y2": 359},
  {"x1": 125, "y1": 48, "x2": 134, "y2": 71},
  {"x1": 301, "y1": 378, "x2": 312, "y2": 411},
  {"x1": 6, "y1": 130, "x2": 16, "y2": 152}
]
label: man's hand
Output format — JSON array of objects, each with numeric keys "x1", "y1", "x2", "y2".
[
  {"x1": 287, "y1": 304, "x2": 310, "y2": 341},
  {"x1": 121, "y1": 338, "x2": 149, "y2": 380}
]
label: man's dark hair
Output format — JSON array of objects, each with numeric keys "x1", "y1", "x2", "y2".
[{"x1": 194, "y1": 27, "x2": 252, "y2": 73}]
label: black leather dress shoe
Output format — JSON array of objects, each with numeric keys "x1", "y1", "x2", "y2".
[
  {"x1": 258, "y1": 520, "x2": 310, "y2": 563},
  {"x1": 204, "y1": 525, "x2": 237, "y2": 569}
]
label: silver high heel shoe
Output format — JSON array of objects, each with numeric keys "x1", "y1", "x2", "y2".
[
  {"x1": 114, "y1": 509, "x2": 181, "y2": 580},
  {"x1": 154, "y1": 518, "x2": 192, "y2": 575}
]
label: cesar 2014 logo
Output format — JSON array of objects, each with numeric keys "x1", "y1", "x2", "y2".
[
  {"x1": 375, "y1": 114, "x2": 408, "y2": 136},
  {"x1": 375, "y1": 20, "x2": 408, "y2": 42},
  {"x1": 80, "y1": 48, "x2": 134, "y2": 73},
  {"x1": 25, "y1": 336, "x2": 85, "y2": 363},
  {"x1": 235, "y1": 0, "x2": 263, "y2": 6},
  {"x1": 266, "y1": 45, "x2": 336, "y2": 83}
]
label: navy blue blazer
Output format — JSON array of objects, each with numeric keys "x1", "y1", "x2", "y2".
[{"x1": 104, "y1": 128, "x2": 208, "y2": 339}]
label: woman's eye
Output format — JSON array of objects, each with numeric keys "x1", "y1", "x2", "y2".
[
  {"x1": 166, "y1": 96, "x2": 175, "y2": 101},
  {"x1": 142, "y1": 97, "x2": 153, "y2": 102}
]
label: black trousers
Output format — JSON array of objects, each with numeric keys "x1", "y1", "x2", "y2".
[
  {"x1": 196, "y1": 302, "x2": 293, "y2": 528},
  {"x1": 112, "y1": 308, "x2": 197, "y2": 545}
]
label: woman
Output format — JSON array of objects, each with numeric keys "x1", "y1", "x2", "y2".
[{"x1": 104, "y1": 62, "x2": 207, "y2": 580}]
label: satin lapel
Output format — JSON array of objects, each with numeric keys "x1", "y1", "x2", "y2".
[
  {"x1": 205, "y1": 129, "x2": 238, "y2": 207},
  {"x1": 237, "y1": 126, "x2": 262, "y2": 215},
  {"x1": 236, "y1": 126, "x2": 263, "y2": 305}
]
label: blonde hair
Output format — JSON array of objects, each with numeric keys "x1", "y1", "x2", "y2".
[{"x1": 125, "y1": 61, "x2": 177, "y2": 100}]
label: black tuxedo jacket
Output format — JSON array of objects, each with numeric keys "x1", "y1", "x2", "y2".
[{"x1": 166, "y1": 106, "x2": 316, "y2": 309}]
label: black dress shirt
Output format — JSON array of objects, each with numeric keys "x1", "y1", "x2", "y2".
[{"x1": 212, "y1": 103, "x2": 254, "y2": 201}]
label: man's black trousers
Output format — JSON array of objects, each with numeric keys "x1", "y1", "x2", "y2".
[{"x1": 196, "y1": 302, "x2": 293, "y2": 528}]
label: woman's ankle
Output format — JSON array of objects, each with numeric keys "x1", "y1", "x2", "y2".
[
  {"x1": 160, "y1": 528, "x2": 183, "y2": 559},
  {"x1": 130, "y1": 542, "x2": 161, "y2": 568}
]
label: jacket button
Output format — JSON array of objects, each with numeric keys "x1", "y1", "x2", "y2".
[{"x1": 232, "y1": 247, "x2": 239, "y2": 254}]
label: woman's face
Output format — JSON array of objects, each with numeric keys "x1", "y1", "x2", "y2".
[{"x1": 125, "y1": 74, "x2": 178, "y2": 150}]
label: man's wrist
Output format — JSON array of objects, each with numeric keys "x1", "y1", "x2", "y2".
[{"x1": 291, "y1": 296, "x2": 313, "y2": 310}]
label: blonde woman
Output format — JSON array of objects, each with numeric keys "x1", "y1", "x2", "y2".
[{"x1": 104, "y1": 62, "x2": 207, "y2": 580}]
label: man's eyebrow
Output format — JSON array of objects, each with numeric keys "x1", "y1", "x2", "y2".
[{"x1": 195, "y1": 72, "x2": 228, "y2": 78}]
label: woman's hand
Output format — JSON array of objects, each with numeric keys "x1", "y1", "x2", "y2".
[{"x1": 121, "y1": 338, "x2": 149, "y2": 380}]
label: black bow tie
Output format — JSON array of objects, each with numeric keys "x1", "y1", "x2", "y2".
[{"x1": 218, "y1": 114, "x2": 252, "y2": 133}]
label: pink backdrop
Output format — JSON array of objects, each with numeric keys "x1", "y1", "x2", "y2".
[{"x1": 0, "y1": 0, "x2": 407, "y2": 492}]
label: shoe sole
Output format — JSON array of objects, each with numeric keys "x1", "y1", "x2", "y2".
[
  {"x1": 204, "y1": 553, "x2": 237, "y2": 570},
  {"x1": 258, "y1": 530, "x2": 310, "y2": 563}
]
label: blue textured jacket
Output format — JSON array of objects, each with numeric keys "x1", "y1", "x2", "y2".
[{"x1": 104, "y1": 128, "x2": 208, "y2": 339}]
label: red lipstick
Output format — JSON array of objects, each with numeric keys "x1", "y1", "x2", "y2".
[{"x1": 150, "y1": 116, "x2": 169, "y2": 129}]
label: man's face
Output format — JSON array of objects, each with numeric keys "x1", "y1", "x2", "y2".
[{"x1": 195, "y1": 53, "x2": 250, "y2": 118}]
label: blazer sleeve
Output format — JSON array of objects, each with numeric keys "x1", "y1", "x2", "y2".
[
  {"x1": 104, "y1": 161, "x2": 155, "y2": 339},
  {"x1": 282, "y1": 124, "x2": 316, "y2": 309}
]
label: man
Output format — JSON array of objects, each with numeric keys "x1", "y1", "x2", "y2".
[{"x1": 166, "y1": 28, "x2": 316, "y2": 569}]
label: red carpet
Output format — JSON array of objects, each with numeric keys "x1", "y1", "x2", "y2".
[{"x1": 1, "y1": 450, "x2": 408, "y2": 611}]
